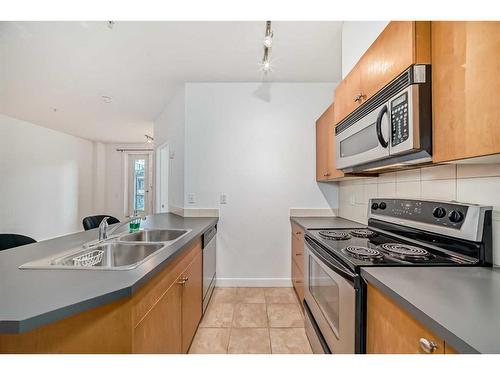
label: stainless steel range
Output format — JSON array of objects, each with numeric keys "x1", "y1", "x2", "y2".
[{"x1": 303, "y1": 198, "x2": 493, "y2": 354}]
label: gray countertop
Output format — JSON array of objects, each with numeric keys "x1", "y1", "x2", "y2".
[
  {"x1": 290, "y1": 216, "x2": 365, "y2": 230},
  {"x1": 0, "y1": 213, "x2": 218, "y2": 334},
  {"x1": 361, "y1": 267, "x2": 500, "y2": 354}
]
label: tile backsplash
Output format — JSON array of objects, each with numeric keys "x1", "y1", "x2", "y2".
[{"x1": 338, "y1": 163, "x2": 500, "y2": 266}]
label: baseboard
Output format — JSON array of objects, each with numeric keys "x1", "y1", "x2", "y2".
[{"x1": 216, "y1": 278, "x2": 292, "y2": 287}]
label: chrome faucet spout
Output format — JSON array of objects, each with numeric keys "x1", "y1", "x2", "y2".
[
  {"x1": 94, "y1": 215, "x2": 146, "y2": 245},
  {"x1": 98, "y1": 217, "x2": 110, "y2": 241}
]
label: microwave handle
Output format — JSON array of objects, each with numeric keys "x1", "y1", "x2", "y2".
[{"x1": 376, "y1": 105, "x2": 389, "y2": 148}]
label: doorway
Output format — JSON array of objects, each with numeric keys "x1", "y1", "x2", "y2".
[{"x1": 127, "y1": 153, "x2": 152, "y2": 216}]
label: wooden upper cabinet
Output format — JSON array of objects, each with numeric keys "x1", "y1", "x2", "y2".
[
  {"x1": 334, "y1": 21, "x2": 431, "y2": 125},
  {"x1": 432, "y1": 21, "x2": 500, "y2": 163},
  {"x1": 316, "y1": 103, "x2": 345, "y2": 181}
]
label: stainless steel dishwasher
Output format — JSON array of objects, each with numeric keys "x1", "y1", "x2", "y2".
[{"x1": 202, "y1": 226, "x2": 217, "y2": 313}]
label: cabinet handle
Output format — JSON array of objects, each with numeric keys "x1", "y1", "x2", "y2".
[
  {"x1": 295, "y1": 231, "x2": 302, "y2": 235},
  {"x1": 177, "y1": 276, "x2": 189, "y2": 286},
  {"x1": 354, "y1": 93, "x2": 366, "y2": 103},
  {"x1": 295, "y1": 252, "x2": 303, "y2": 256},
  {"x1": 323, "y1": 172, "x2": 331, "y2": 177},
  {"x1": 295, "y1": 280, "x2": 303, "y2": 284},
  {"x1": 419, "y1": 338, "x2": 438, "y2": 353}
]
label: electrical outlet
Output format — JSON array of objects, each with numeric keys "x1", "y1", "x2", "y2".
[
  {"x1": 187, "y1": 193, "x2": 196, "y2": 204},
  {"x1": 220, "y1": 193, "x2": 227, "y2": 204}
]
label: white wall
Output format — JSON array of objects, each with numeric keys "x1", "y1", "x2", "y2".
[
  {"x1": 341, "y1": 21, "x2": 389, "y2": 78},
  {"x1": 0, "y1": 114, "x2": 94, "y2": 241},
  {"x1": 184, "y1": 83, "x2": 339, "y2": 286},
  {"x1": 338, "y1": 165, "x2": 500, "y2": 266},
  {"x1": 154, "y1": 86, "x2": 185, "y2": 212}
]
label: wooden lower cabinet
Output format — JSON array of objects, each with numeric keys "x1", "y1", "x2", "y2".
[
  {"x1": 181, "y1": 250, "x2": 203, "y2": 353},
  {"x1": 367, "y1": 283, "x2": 450, "y2": 354},
  {"x1": 133, "y1": 282, "x2": 183, "y2": 353},
  {"x1": 291, "y1": 223, "x2": 305, "y2": 305},
  {"x1": 0, "y1": 237, "x2": 203, "y2": 354}
]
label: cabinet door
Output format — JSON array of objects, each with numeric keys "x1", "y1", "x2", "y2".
[
  {"x1": 366, "y1": 284, "x2": 444, "y2": 354},
  {"x1": 432, "y1": 21, "x2": 500, "y2": 162},
  {"x1": 334, "y1": 21, "x2": 430, "y2": 125},
  {"x1": 360, "y1": 22, "x2": 430, "y2": 102},
  {"x1": 317, "y1": 104, "x2": 345, "y2": 180},
  {"x1": 133, "y1": 283, "x2": 183, "y2": 353},
  {"x1": 181, "y1": 250, "x2": 203, "y2": 353},
  {"x1": 333, "y1": 67, "x2": 362, "y2": 125},
  {"x1": 292, "y1": 257, "x2": 304, "y2": 304}
]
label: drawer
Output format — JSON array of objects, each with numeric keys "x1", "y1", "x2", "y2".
[
  {"x1": 292, "y1": 235, "x2": 304, "y2": 264},
  {"x1": 291, "y1": 223, "x2": 304, "y2": 240},
  {"x1": 292, "y1": 259, "x2": 304, "y2": 304}
]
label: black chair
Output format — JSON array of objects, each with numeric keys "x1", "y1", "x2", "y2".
[
  {"x1": 82, "y1": 215, "x2": 120, "y2": 231},
  {"x1": 0, "y1": 234, "x2": 37, "y2": 251}
]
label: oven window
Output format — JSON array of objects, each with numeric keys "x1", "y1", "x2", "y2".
[
  {"x1": 340, "y1": 122, "x2": 379, "y2": 157},
  {"x1": 309, "y1": 255, "x2": 340, "y2": 338}
]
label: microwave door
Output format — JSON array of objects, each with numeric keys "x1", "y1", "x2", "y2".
[{"x1": 335, "y1": 102, "x2": 390, "y2": 170}]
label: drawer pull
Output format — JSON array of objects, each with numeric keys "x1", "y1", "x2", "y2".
[
  {"x1": 419, "y1": 338, "x2": 438, "y2": 353},
  {"x1": 295, "y1": 252, "x2": 303, "y2": 256},
  {"x1": 295, "y1": 280, "x2": 303, "y2": 284},
  {"x1": 323, "y1": 172, "x2": 331, "y2": 177},
  {"x1": 295, "y1": 231, "x2": 302, "y2": 235}
]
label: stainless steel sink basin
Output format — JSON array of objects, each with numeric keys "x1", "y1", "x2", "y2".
[
  {"x1": 19, "y1": 242, "x2": 165, "y2": 270},
  {"x1": 119, "y1": 229, "x2": 189, "y2": 243}
]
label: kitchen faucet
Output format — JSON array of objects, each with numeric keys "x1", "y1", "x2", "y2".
[{"x1": 98, "y1": 215, "x2": 146, "y2": 241}]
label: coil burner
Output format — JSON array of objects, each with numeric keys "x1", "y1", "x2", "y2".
[
  {"x1": 341, "y1": 246, "x2": 383, "y2": 261},
  {"x1": 379, "y1": 243, "x2": 431, "y2": 260},
  {"x1": 318, "y1": 230, "x2": 352, "y2": 241},
  {"x1": 350, "y1": 229, "x2": 377, "y2": 238}
]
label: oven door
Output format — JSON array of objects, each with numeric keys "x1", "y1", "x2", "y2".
[
  {"x1": 304, "y1": 236, "x2": 360, "y2": 354},
  {"x1": 335, "y1": 101, "x2": 390, "y2": 170}
]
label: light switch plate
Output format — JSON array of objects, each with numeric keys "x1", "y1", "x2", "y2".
[
  {"x1": 187, "y1": 193, "x2": 196, "y2": 204},
  {"x1": 220, "y1": 193, "x2": 227, "y2": 204}
]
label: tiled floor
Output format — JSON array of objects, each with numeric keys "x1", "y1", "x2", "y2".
[{"x1": 189, "y1": 287, "x2": 313, "y2": 354}]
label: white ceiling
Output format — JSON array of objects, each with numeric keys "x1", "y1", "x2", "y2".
[{"x1": 0, "y1": 21, "x2": 342, "y2": 143}]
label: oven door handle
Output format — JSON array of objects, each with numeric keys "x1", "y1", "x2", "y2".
[
  {"x1": 305, "y1": 236, "x2": 358, "y2": 284},
  {"x1": 376, "y1": 104, "x2": 389, "y2": 148}
]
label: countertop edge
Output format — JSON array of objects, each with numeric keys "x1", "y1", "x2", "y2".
[
  {"x1": 0, "y1": 216, "x2": 218, "y2": 334},
  {"x1": 360, "y1": 268, "x2": 480, "y2": 354}
]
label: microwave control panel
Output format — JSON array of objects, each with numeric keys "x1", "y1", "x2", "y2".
[{"x1": 390, "y1": 92, "x2": 409, "y2": 146}]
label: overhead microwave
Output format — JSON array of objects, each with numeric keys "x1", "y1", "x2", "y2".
[{"x1": 335, "y1": 64, "x2": 432, "y2": 173}]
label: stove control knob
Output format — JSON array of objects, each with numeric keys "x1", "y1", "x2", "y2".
[
  {"x1": 371, "y1": 202, "x2": 379, "y2": 210},
  {"x1": 379, "y1": 202, "x2": 387, "y2": 210},
  {"x1": 432, "y1": 207, "x2": 447, "y2": 219},
  {"x1": 449, "y1": 210, "x2": 464, "y2": 223}
]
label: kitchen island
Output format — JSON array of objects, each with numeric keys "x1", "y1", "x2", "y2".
[{"x1": 0, "y1": 213, "x2": 217, "y2": 353}]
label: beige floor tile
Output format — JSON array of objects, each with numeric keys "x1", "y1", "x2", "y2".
[
  {"x1": 267, "y1": 303, "x2": 304, "y2": 328},
  {"x1": 189, "y1": 328, "x2": 230, "y2": 354},
  {"x1": 270, "y1": 328, "x2": 312, "y2": 354},
  {"x1": 212, "y1": 287, "x2": 239, "y2": 304},
  {"x1": 236, "y1": 287, "x2": 266, "y2": 303},
  {"x1": 199, "y1": 303, "x2": 234, "y2": 328},
  {"x1": 233, "y1": 303, "x2": 268, "y2": 328},
  {"x1": 264, "y1": 288, "x2": 299, "y2": 304},
  {"x1": 228, "y1": 328, "x2": 271, "y2": 354}
]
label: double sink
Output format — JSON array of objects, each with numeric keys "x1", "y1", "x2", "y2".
[{"x1": 19, "y1": 229, "x2": 191, "y2": 271}]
